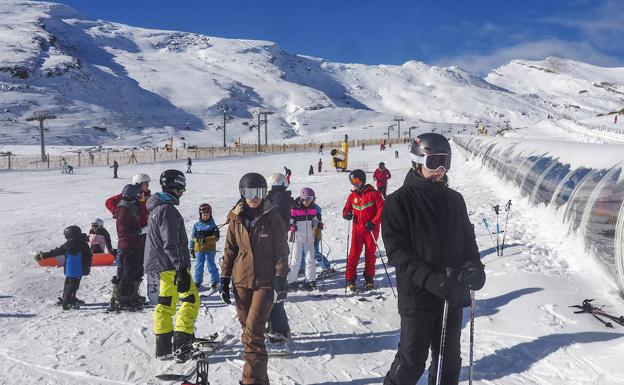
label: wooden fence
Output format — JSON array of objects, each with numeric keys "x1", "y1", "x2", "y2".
[{"x1": 0, "y1": 137, "x2": 407, "y2": 170}]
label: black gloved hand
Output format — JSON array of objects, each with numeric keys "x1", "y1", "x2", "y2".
[
  {"x1": 34, "y1": 252, "x2": 44, "y2": 261},
  {"x1": 423, "y1": 272, "x2": 459, "y2": 303},
  {"x1": 343, "y1": 212, "x2": 353, "y2": 221},
  {"x1": 111, "y1": 248, "x2": 118, "y2": 256},
  {"x1": 365, "y1": 221, "x2": 375, "y2": 231},
  {"x1": 189, "y1": 249, "x2": 196, "y2": 259},
  {"x1": 274, "y1": 276, "x2": 288, "y2": 303},
  {"x1": 220, "y1": 277, "x2": 232, "y2": 304},
  {"x1": 175, "y1": 268, "x2": 191, "y2": 293},
  {"x1": 458, "y1": 260, "x2": 486, "y2": 290}
]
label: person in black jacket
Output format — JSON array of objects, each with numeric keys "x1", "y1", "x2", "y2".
[
  {"x1": 264, "y1": 172, "x2": 294, "y2": 346},
  {"x1": 35, "y1": 226, "x2": 93, "y2": 310},
  {"x1": 382, "y1": 133, "x2": 485, "y2": 385}
]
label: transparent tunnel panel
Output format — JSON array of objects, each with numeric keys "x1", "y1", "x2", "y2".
[
  {"x1": 564, "y1": 169, "x2": 608, "y2": 233},
  {"x1": 552, "y1": 167, "x2": 591, "y2": 209},
  {"x1": 520, "y1": 157, "x2": 556, "y2": 199},
  {"x1": 532, "y1": 162, "x2": 570, "y2": 206}
]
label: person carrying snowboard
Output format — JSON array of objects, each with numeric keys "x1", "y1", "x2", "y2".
[
  {"x1": 342, "y1": 169, "x2": 384, "y2": 292},
  {"x1": 88, "y1": 218, "x2": 114, "y2": 254},
  {"x1": 189, "y1": 203, "x2": 220, "y2": 291},
  {"x1": 35, "y1": 226, "x2": 92, "y2": 310},
  {"x1": 287, "y1": 187, "x2": 320, "y2": 291},
  {"x1": 381, "y1": 133, "x2": 486, "y2": 385},
  {"x1": 144, "y1": 169, "x2": 199, "y2": 361},
  {"x1": 220, "y1": 173, "x2": 290, "y2": 385}
]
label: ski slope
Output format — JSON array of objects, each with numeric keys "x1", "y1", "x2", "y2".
[{"x1": 1, "y1": 142, "x2": 624, "y2": 385}]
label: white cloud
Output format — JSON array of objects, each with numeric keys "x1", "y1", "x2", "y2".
[{"x1": 434, "y1": 38, "x2": 622, "y2": 75}]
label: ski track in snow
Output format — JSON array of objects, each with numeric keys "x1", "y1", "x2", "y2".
[{"x1": 1, "y1": 144, "x2": 624, "y2": 384}]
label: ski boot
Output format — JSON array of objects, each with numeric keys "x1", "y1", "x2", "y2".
[
  {"x1": 287, "y1": 282, "x2": 299, "y2": 291},
  {"x1": 347, "y1": 281, "x2": 357, "y2": 292},
  {"x1": 173, "y1": 331, "x2": 196, "y2": 363},
  {"x1": 364, "y1": 278, "x2": 375, "y2": 291},
  {"x1": 155, "y1": 331, "x2": 174, "y2": 361},
  {"x1": 301, "y1": 281, "x2": 316, "y2": 291}
]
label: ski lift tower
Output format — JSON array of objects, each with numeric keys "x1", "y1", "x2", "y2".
[{"x1": 26, "y1": 110, "x2": 56, "y2": 162}]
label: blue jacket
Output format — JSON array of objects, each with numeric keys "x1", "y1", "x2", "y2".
[{"x1": 189, "y1": 217, "x2": 220, "y2": 252}]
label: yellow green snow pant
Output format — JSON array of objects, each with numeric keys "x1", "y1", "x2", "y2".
[{"x1": 153, "y1": 269, "x2": 199, "y2": 335}]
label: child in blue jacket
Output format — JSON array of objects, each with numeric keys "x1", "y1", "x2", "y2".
[
  {"x1": 189, "y1": 203, "x2": 220, "y2": 290},
  {"x1": 35, "y1": 225, "x2": 92, "y2": 310}
]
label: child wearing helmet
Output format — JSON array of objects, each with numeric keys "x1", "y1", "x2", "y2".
[
  {"x1": 189, "y1": 203, "x2": 220, "y2": 290},
  {"x1": 286, "y1": 187, "x2": 321, "y2": 290},
  {"x1": 88, "y1": 218, "x2": 114, "y2": 254},
  {"x1": 35, "y1": 226, "x2": 92, "y2": 310}
]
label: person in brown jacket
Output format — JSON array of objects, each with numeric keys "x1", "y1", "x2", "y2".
[{"x1": 220, "y1": 172, "x2": 290, "y2": 385}]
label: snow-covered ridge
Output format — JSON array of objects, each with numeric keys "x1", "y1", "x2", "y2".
[{"x1": 1, "y1": 1, "x2": 624, "y2": 149}]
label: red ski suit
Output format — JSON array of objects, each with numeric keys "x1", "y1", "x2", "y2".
[
  {"x1": 342, "y1": 184, "x2": 384, "y2": 281},
  {"x1": 105, "y1": 191, "x2": 150, "y2": 227}
]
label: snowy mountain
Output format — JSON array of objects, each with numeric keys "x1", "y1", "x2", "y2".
[{"x1": 1, "y1": 1, "x2": 624, "y2": 149}]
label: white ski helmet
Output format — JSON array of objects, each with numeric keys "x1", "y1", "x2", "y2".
[
  {"x1": 268, "y1": 172, "x2": 289, "y2": 187},
  {"x1": 92, "y1": 218, "x2": 104, "y2": 228},
  {"x1": 132, "y1": 173, "x2": 151, "y2": 185}
]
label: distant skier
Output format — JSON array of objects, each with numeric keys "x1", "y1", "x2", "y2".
[
  {"x1": 615, "y1": 115, "x2": 618, "y2": 124},
  {"x1": 362, "y1": 142, "x2": 365, "y2": 150},
  {"x1": 111, "y1": 160, "x2": 119, "y2": 178},
  {"x1": 395, "y1": 150, "x2": 399, "y2": 159},
  {"x1": 381, "y1": 133, "x2": 485, "y2": 385},
  {"x1": 186, "y1": 157, "x2": 192, "y2": 174},
  {"x1": 287, "y1": 187, "x2": 320, "y2": 291},
  {"x1": 317, "y1": 158, "x2": 323, "y2": 173},
  {"x1": 88, "y1": 218, "x2": 114, "y2": 254},
  {"x1": 189, "y1": 203, "x2": 220, "y2": 291},
  {"x1": 284, "y1": 166, "x2": 292, "y2": 185},
  {"x1": 220, "y1": 173, "x2": 289, "y2": 384},
  {"x1": 342, "y1": 169, "x2": 384, "y2": 291},
  {"x1": 144, "y1": 170, "x2": 198, "y2": 361},
  {"x1": 35, "y1": 226, "x2": 92, "y2": 310},
  {"x1": 318, "y1": 143, "x2": 324, "y2": 155},
  {"x1": 308, "y1": 165, "x2": 314, "y2": 176},
  {"x1": 373, "y1": 162, "x2": 392, "y2": 199}
]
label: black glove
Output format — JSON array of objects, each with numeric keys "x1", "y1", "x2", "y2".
[
  {"x1": 175, "y1": 268, "x2": 191, "y2": 293},
  {"x1": 34, "y1": 252, "x2": 44, "y2": 261},
  {"x1": 220, "y1": 277, "x2": 231, "y2": 304},
  {"x1": 274, "y1": 276, "x2": 288, "y2": 303},
  {"x1": 343, "y1": 212, "x2": 353, "y2": 221},
  {"x1": 365, "y1": 221, "x2": 375, "y2": 231},
  {"x1": 111, "y1": 248, "x2": 118, "y2": 256},
  {"x1": 189, "y1": 249, "x2": 196, "y2": 259},
  {"x1": 458, "y1": 260, "x2": 486, "y2": 291},
  {"x1": 423, "y1": 272, "x2": 459, "y2": 303}
]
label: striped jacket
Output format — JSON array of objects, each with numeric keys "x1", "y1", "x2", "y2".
[{"x1": 290, "y1": 198, "x2": 322, "y2": 243}]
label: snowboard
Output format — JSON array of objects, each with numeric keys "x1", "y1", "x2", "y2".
[{"x1": 38, "y1": 252, "x2": 115, "y2": 267}]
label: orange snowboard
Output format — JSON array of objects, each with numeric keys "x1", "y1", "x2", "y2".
[{"x1": 38, "y1": 253, "x2": 115, "y2": 267}]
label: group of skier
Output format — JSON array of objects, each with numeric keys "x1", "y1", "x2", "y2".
[{"x1": 34, "y1": 132, "x2": 486, "y2": 385}]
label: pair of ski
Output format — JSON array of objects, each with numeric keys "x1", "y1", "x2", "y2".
[
  {"x1": 155, "y1": 333, "x2": 226, "y2": 383},
  {"x1": 571, "y1": 299, "x2": 624, "y2": 328}
]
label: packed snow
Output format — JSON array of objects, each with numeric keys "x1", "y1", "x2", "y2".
[{"x1": 1, "y1": 138, "x2": 624, "y2": 385}]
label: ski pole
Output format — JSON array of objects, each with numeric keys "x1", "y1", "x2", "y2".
[
  {"x1": 369, "y1": 230, "x2": 396, "y2": 298},
  {"x1": 344, "y1": 220, "x2": 351, "y2": 295},
  {"x1": 481, "y1": 218, "x2": 497, "y2": 255},
  {"x1": 500, "y1": 200, "x2": 512, "y2": 256},
  {"x1": 469, "y1": 290, "x2": 475, "y2": 385},
  {"x1": 493, "y1": 205, "x2": 500, "y2": 256},
  {"x1": 435, "y1": 267, "x2": 454, "y2": 385}
]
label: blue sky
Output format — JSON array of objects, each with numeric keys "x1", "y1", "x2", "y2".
[{"x1": 54, "y1": 0, "x2": 624, "y2": 74}]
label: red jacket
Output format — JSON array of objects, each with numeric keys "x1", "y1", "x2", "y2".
[
  {"x1": 343, "y1": 184, "x2": 384, "y2": 233},
  {"x1": 373, "y1": 168, "x2": 391, "y2": 187},
  {"x1": 114, "y1": 201, "x2": 143, "y2": 249},
  {"x1": 106, "y1": 190, "x2": 150, "y2": 227}
]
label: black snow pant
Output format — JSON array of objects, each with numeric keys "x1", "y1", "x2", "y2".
[
  {"x1": 378, "y1": 185, "x2": 387, "y2": 199},
  {"x1": 267, "y1": 301, "x2": 290, "y2": 338},
  {"x1": 62, "y1": 277, "x2": 81, "y2": 306},
  {"x1": 384, "y1": 308, "x2": 463, "y2": 385},
  {"x1": 117, "y1": 247, "x2": 144, "y2": 296}
]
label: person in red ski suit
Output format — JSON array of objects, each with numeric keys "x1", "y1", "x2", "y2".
[
  {"x1": 373, "y1": 162, "x2": 392, "y2": 198},
  {"x1": 342, "y1": 169, "x2": 384, "y2": 291}
]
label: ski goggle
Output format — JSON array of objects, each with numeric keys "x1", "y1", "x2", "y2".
[
  {"x1": 199, "y1": 207, "x2": 211, "y2": 214},
  {"x1": 349, "y1": 176, "x2": 363, "y2": 185},
  {"x1": 240, "y1": 187, "x2": 267, "y2": 200},
  {"x1": 302, "y1": 195, "x2": 315, "y2": 201},
  {"x1": 410, "y1": 152, "x2": 451, "y2": 171}
]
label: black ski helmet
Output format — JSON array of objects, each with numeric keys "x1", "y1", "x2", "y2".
[
  {"x1": 160, "y1": 169, "x2": 186, "y2": 192},
  {"x1": 239, "y1": 172, "x2": 267, "y2": 190},
  {"x1": 64, "y1": 225, "x2": 82, "y2": 240},
  {"x1": 379, "y1": 162, "x2": 385, "y2": 168},
  {"x1": 198, "y1": 203, "x2": 212, "y2": 219},
  {"x1": 410, "y1": 133, "x2": 451, "y2": 169},
  {"x1": 349, "y1": 169, "x2": 366, "y2": 184},
  {"x1": 121, "y1": 184, "x2": 140, "y2": 200}
]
